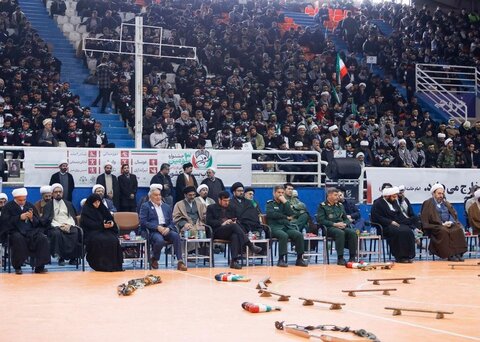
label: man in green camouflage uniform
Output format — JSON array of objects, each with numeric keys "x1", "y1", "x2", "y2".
[
  {"x1": 317, "y1": 187, "x2": 357, "y2": 265},
  {"x1": 266, "y1": 185, "x2": 308, "y2": 268},
  {"x1": 437, "y1": 138, "x2": 455, "y2": 168},
  {"x1": 284, "y1": 183, "x2": 309, "y2": 231}
]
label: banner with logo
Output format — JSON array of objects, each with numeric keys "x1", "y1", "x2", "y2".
[
  {"x1": 366, "y1": 167, "x2": 478, "y2": 204},
  {"x1": 24, "y1": 148, "x2": 251, "y2": 187}
]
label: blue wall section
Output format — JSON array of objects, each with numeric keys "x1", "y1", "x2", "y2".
[{"x1": 4, "y1": 186, "x2": 467, "y2": 225}]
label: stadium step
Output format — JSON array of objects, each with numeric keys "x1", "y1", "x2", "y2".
[{"x1": 18, "y1": 0, "x2": 135, "y2": 148}]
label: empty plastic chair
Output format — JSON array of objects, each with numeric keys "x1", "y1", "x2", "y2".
[{"x1": 69, "y1": 15, "x2": 81, "y2": 26}]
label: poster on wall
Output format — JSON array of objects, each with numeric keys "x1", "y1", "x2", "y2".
[
  {"x1": 24, "y1": 148, "x2": 252, "y2": 187},
  {"x1": 366, "y1": 167, "x2": 479, "y2": 204}
]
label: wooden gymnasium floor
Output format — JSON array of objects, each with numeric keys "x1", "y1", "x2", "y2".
[{"x1": 1, "y1": 260, "x2": 479, "y2": 342}]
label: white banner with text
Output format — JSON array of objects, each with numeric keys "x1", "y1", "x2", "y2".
[
  {"x1": 366, "y1": 167, "x2": 479, "y2": 204},
  {"x1": 24, "y1": 148, "x2": 252, "y2": 187}
]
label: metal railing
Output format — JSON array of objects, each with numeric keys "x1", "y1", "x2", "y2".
[
  {"x1": 415, "y1": 63, "x2": 477, "y2": 122},
  {"x1": 250, "y1": 149, "x2": 325, "y2": 187}
]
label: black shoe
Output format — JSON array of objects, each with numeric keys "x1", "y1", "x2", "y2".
[
  {"x1": 295, "y1": 258, "x2": 308, "y2": 267},
  {"x1": 447, "y1": 255, "x2": 459, "y2": 262},
  {"x1": 14, "y1": 268, "x2": 22, "y2": 275},
  {"x1": 68, "y1": 259, "x2": 77, "y2": 265},
  {"x1": 229, "y1": 261, "x2": 242, "y2": 270},
  {"x1": 396, "y1": 258, "x2": 410, "y2": 263},
  {"x1": 251, "y1": 245, "x2": 262, "y2": 255},
  {"x1": 457, "y1": 254, "x2": 465, "y2": 262},
  {"x1": 58, "y1": 258, "x2": 65, "y2": 266},
  {"x1": 34, "y1": 266, "x2": 48, "y2": 274},
  {"x1": 348, "y1": 257, "x2": 356, "y2": 262},
  {"x1": 277, "y1": 259, "x2": 288, "y2": 267},
  {"x1": 337, "y1": 258, "x2": 346, "y2": 266}
]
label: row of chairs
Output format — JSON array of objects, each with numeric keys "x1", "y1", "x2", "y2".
[{"x1": 3, "y1": 211, "x2": 478, "y2": 272}]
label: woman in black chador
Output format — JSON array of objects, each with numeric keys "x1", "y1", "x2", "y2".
[{"x1": 80, "y1": 194, "x2": 123, "y2": 272}]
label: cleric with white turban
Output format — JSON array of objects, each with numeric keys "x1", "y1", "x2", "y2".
[
  {"x1": 4, "y1": 187, "x2": 50, "y2": 274},
  {"x1": 421, "y1": 182, "x2": 467, "y2": 261},
  {"x1": 370, "y1": 185, "x2": 417, "y2": 263}
]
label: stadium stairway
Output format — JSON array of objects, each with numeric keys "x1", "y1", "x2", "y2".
[{"x1": 17, "y1": 0, "x2": 134, "y2": 148}]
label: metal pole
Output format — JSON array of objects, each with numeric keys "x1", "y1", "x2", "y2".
[{"x1": 134, "y1": 16, "x2": 143, "y2": 149}]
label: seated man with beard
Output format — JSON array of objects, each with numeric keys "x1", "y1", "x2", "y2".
[
  {"x1": 33, "y1": 185, "x2": 52, "y2": 217},
  {"x1": 421, "y1": 183, "x2": 467, "y2": 261},
  {"x1": 371, "y1": 186, "x2": 416, "y2": 263},
  {"x1": 41, "y1": 183, "x2": 81, "y2": 266}
]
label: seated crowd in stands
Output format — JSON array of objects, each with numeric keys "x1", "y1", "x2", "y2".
[
  {"x1": 77, "y1": 0, "x2": 480, "y2": 168},
  {"x1": 0, "y1": 0, "x2": 478, "y2": 169},
  {"x1": 0, "y1": 0, "x2": 113, "y2": 148}
]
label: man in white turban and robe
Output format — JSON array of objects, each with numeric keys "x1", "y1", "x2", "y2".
[
  {"x1": 421, "y1": 183, "x2": 467, "y2": 261},
  {"x1": 2, "y1": 188, "x2": 50, "y2": 274},
  {"x1": 370, "y1": 184, "x2": 416, "y2": 263}
]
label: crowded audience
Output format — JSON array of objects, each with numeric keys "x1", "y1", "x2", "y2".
[
  {"x1": 77, "y1": 0, "x2": 480, "y2": 169},
  {"x1": 0, "y1": 0, "x2": 475, "y2": 171}
]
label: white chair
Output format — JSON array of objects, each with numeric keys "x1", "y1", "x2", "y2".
[
  {"x1": 62, "y1": 22, "x2": 74, "y2": 34},
  {"x1": 69, "y1": 31, "x2": 81, "y2": 45},
  {"x1": 69, "y1": 15, "x2": 81, "y2": 26},
  {"x1": 46, "y1": 1, "x2": 53, "y2": 14},
  {"x1": 87, "y1": 58, "x2": 98, "y2": 73},
  {"x1": 65, "y1": 8, "x2": 76, "y2": 17},
  {"x1": 124, "y1": 12, "x2": 135, "y2": 22},
  {"x1": 65, "y1": 1, "x2": 77, "y2": 10},
  {"x1": 56, "y1": 15, "x2": 69, "y2": 26}
]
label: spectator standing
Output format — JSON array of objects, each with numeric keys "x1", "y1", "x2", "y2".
[
  {"x1": 91, "y1": 57, "x2": 111, "y2": 113},
  {"x1": 49, "y1": 160, "x2": 75, "y2": 202},
  {"x1": 118, "y1": 164, "x2": 138, "y2": 212}
]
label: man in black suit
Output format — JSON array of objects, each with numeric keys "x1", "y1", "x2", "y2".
[
  {"x1": 41, "y1": 183, "x2": 81, "y2": 266},
  {"x1": 150, "y1": 163, "x2": 174, "y2": 206},
  {"x1": 206, "y1": 191, "x2": 261, "y2": 270},
  {"x1": 464, "y1": 143, "x2": 480, "y2": 168},
  {"x1": 2, "y1": 188, "x2": 50, "y2": 274},
  {"x1": 49, "y1": 160, "x2": 75, "y2": 202},
  {"x1": 175, "y1": 162, "x2": 198, "y2": 204},
  {"x1": 118, "y1": 164, "x2": 138, "y2": 212},
  {"x1": 96, "y1": 162, "x2": 120, "y2": 209}
]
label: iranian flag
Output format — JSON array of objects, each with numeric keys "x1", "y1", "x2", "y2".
[{"x1": 336, "y1": 54, "x2": 348, "y2": 85}]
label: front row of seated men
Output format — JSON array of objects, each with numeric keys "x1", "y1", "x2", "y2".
[
  {"x1": 0, "y1": 180, "x2": 473, "y2": 274},
  {"x1": 1, "y1": 184, "x2": 83, "y2": 274},
  {"x1": 318, "y1": 183, "x2": 468, "y2": 264},
  {"x1": 370, "y1": 183, "x2": 467, "y2": 262}
]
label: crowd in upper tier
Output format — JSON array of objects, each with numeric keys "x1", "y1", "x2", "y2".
[{"x1": 1, "y1": 0, "x2": 479, "y2": 168}]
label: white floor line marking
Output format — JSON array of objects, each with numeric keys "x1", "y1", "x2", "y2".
[
  {"x1": 183, "y1": 270, "x2": 480, "y2": 339},
  {"x1": 346, "y1": 308, "x2": 480, "y2": 341}
]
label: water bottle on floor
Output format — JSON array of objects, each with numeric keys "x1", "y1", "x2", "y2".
[
  {"x1": 129, "y1": 230, "x2": 136, "y2": 241},
  {"x1": 370, "y1": 227, "x2": 377, "y2": 236},
  {"x1": 260, "y1": 230, "x2": 266, "y2": 240},
  {"x1": 302, "y1": 228, "x2": 307, "y2": 238}
]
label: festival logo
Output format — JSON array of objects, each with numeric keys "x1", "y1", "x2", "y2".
[{"x1": 191, "y1": 149, "x2": 213, "y2": 169}]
